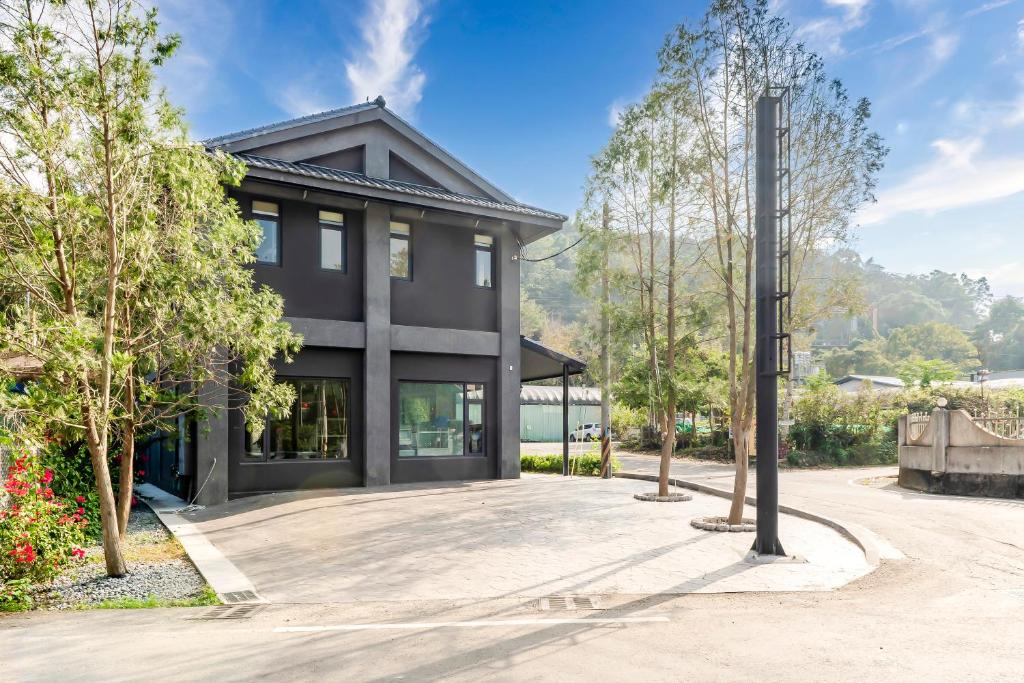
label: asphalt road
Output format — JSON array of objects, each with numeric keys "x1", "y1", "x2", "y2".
[{"x1": 5, "y1": 455, "x2": 1024, "y2": 681}]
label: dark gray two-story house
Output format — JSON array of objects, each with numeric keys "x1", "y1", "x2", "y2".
[{"x1": 143, "y1": 97, "x2": 580, "y2": 504}]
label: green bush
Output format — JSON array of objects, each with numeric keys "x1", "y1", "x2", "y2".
[
  {"x1": 0, "y1": 578, "x2": 33, "y2": 612},
  {"x1": 520, "y1": 453, "x2": 620, "y2": 476},
  {"x1": 41, "y1": 440, "x2": 104, "y2": 540},
  {"x1": 1, "y1": 449, "x2": 88, "y2": 600}
]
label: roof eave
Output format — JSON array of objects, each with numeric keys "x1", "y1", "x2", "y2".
[{"x1": 242, "y1": 165, "x2": 565, "y2": 230}]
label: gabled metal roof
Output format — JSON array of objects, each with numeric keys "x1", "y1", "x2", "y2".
[
  {"x1": 202, "y1": 101, "x2": 379, "y2": 148},
  {"x1": 521, "y1": 386, "x2": 601, "y2": 405},
  {"x1": 232, "y1": 152, "x2": 568, "y2": 222}
]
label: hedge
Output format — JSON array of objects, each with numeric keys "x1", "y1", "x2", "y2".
[{"x1": 520, "y1": 453, "x2": 620, "y2": 476}]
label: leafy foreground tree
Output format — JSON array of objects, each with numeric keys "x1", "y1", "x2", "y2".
[
  {"x1": 658, "y1": 0, "x2": 886, "y2": 524},
  {"x1": 0, "y1": 0, "x2": 300, "y2": 576}
]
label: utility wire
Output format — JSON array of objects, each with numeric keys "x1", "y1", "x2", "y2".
[{"x1": 517, "y1": 235, "x2": 586, "y2": 262}]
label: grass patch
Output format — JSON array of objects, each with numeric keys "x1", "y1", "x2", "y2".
[
  {"x1": 520, "y1": 453, "x2": 619, "y2": 476},
  {"x1": 77, "y1": 584, "x2": 220, "y2": 610}
]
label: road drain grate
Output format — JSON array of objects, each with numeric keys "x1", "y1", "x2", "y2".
[
  {"x1": 192, "y1": 604, "x2": 264, "y2": 620},
  {"x1": 539, "y1": 596, "x2": 601, "y2": 611},
  {"x1": 220, "y1": 590, "x2": 261, "y2": 604}
]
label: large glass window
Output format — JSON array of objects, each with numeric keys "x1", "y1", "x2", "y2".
[
  {"x1": 319, "y1": 210, "x2": 346, "y2": 271},
  {"x1": 246, "y1": 378, "x2": 350, "y2": 461},
  {"x1": 390, "y1": 221, "x2": 411, "y2": 279},
  {"x1": 474, "y1": 234, "x2": 493, "y2": 287},
  {"x1": 398, "y1": 382, "x2": 485, "y2": 457},
  {"x1": 252, "y1": 200, "x2": 280, "y2": 264}
]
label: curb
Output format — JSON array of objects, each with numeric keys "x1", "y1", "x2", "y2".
[
  {"x1": 616, "y1": 471, "x2": 881, "y2": 566},
  {"x1": 135, "y1": 483, "x2": 266, "y2": 604}
]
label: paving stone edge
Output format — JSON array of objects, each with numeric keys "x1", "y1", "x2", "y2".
[{"x1": 616, "y1": 471, "x2": 881, "y2": 566}]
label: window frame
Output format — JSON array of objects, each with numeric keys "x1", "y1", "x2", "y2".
[
  {"x1": 251, "y1": 198, "x2": 282, "y2": 266},
  {"x1": 318, "y1": 208, "x2": 347, "y2": 273},
  {"x1": 473, "y1": 233, "x2": 494, "y2": 289},
  {"x1": 244, "y1": 376, "x2": 352, "y2": 464},
  {"x1": 389, "y1": 221, "x2": 413, "y2": 281},
  {"x1": 396, "y1": 380, "x2": 486, "y2": 459}
]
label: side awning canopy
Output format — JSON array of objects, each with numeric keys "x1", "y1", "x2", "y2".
[{"x1": 520, "y1": 336, "x2": 586, "y2": 382}]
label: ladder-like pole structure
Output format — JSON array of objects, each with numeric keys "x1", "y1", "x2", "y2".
[{"x1": 753, "y1": 89, "x2": 792, "y2": 556}]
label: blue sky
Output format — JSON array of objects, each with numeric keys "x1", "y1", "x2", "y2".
[{"x1": 157, "y1": 0, "x2": 1024, "y2": 297}]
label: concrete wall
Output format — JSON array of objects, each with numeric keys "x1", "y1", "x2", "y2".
[
  {"x1": 233, "y1": 187, "x2": 365, "y2": 322},
  {"x1": 898, "y1": 409, "x2": 1024, "y2": 498},
  {"x1": 390, "y1": 220, "x2": 498, "y2": 332}
]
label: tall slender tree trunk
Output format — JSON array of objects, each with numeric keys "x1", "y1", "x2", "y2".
[
  {"x1": 658, "y1": 118, "x2": 680, "y2": 498},
  {"x1": 116, "y1": 370, "x2": 135, "y2": 541}
]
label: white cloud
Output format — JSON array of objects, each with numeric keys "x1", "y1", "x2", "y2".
[
  {"x1": 344, "y1": 0, "x2": 430, "y2": 118},
  {"x1": 928, "y1": 33, "x2": 959, "y2": 62},
  {"x1": 858, "y1": 136, "x2": 1024, "y2": 225},
  {"x1": 796, "y1": 0, "x2": 871, "y2": 55},
  {"x1": 607, "y1": 98, "x2": 627, "y2": 127},
  {"x1": 1018, "y1": 18, "x2": 1024, "y2": 49},
  {"x1": 152, "y1": 0, "x2": 238, "y2": 115}
]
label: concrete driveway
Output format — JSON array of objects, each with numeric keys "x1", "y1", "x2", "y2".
[{"x1": 182, "y1": 474, "x2": 871, "y2": 604}]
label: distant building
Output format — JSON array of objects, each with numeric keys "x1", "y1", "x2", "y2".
[
  {"x1": 520, "y1": 386, "x2": 600, "y2": 442},
  {"x1": 833, "y1": 375, "x2": 905, "y2": 392}
]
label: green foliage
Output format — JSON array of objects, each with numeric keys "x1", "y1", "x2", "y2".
[
  {"x1": 822, "y1": 321, "x2": 982, "y2": 379},
  {"x1": 40, "y1": 440, "x2": 104, "y2": 540},
  {"x1": 1, "y1": 449, "x2": 87, "y2": 586},
  {"x1": 81, "y1": 585, "x2": 219, "y2": 610},
  {"x1": 611, "y1": 403, "x2": 646, "y2": 438},
  {"x1": 822, "y1": 338, "x2": 895, "y2": 378},
  {"x1": 886, "y1": 322, "x2": 980, "y2": 372},
  {"x1": 788, "y1": 379, "x2": 900, "y2": 466},
  {"x1": 520, "y1": 454, "x2": 619, "y2": 476},
  {"x1": 897, "y1": 358, "x2": 958, "y2": 388},
  {"x1": 0, "y1": 578, "x2": 33, "y2": 612},
  {"x1": 974, "y1": 296, "x2": 1024, "y2": 372}
]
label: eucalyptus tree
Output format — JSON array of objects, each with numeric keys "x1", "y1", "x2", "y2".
[
  {"x1": 579, "y1": 87, "x2": 708, "y2": 497},
  {"x1": 0, "y1": 0, "x2": 299, "y2": 575},
  {"x1": 658, "y1": 0, "x2": 886, "y2": 523}
]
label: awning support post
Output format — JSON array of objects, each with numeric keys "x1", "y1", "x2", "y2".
[{"x1": 562, "y1": 365, "x2": 570, "y2": 476}]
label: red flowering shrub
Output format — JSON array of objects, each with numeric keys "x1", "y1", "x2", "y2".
[{"x1": 1, "y1": 453, "x2": 87, "y2": 586}]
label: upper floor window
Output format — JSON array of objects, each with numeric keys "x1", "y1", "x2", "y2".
[
  {"x1": 252, "y1": 200, "x2": 280, "y2": 265},
  {"x1": 390, "y1": 221, "x2": 411, "y2": 279},
  {"x1": 474, "y1": 234, "x2": 493, "y2": 287},
  {"x1": 319, "y1": 210, "x2": 346, "y2": 271}
]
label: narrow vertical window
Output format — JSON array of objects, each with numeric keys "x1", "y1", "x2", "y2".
[
  {"x1": 390, "y1": 221, "x2": 411, "y2": 279},
  {"x1": 319, "y1": 210, "x2": 346, "y2": 271},
  {"x1": 252, "y1": 200, "x2": 280, "y2": 264},
  {"x1": 474, "y1": 234, "x2": 493, "y2": 287}
]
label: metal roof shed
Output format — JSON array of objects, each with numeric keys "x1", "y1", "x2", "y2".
[{"x1": 520, "y1": 337, "x2": 588, "y2": 476}]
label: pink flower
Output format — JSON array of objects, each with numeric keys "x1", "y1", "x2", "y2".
[
  {"x1": 41, "y1": 469, "x2": 53, "y2": 484},
  {"x1": 75, "y1": 495, "x2": 86, "y2": 504},
  {"x1": 71, "y1": 548, "x2": 86, "y2": 560},
  {"x1": 76, "y1": 507, "x2": 85, "y2": 515}
]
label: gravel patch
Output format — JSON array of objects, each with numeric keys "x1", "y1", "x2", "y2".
[{"x1": 34, "y1": 508, "x2": 209, "y2": 610}]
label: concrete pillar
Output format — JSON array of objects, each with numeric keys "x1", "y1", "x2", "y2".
[
  {"x1": 931, "y1": 408, "x2": 949, "y2": 473},
  {"x1": 194, "y1": 378, "x2": 229, "y2": 505},
  {"x1": 364, "y1": 202, "x2": 391, "y2": 486},
  {"x1": 498, "y1": 229, "x2": 521, "y2": 479}
]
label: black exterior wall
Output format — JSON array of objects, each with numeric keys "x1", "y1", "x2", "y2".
[
  {"x1": 231, "y1": 189, "x2": 365, "y2": 322},
  {"x1": 227, "y1": 348, "x2": 365, "y2": 496},
  {"x1": 390, "y1": 352, "x2": 498, "y2": 484},
  {"x1": 390, "y1": 221, "x2": 498, "y2": 332}
]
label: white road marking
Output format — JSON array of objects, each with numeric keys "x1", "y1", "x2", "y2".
[{"x1": 274, "y1": 616, "x2": 670, "y2": 633}]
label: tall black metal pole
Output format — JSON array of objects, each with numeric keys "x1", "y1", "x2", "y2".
[
  {"x1": 754, "y1": 95, "x2": 785, "y2": 556},
  {"x1": 562, "y1": 364, "x2": 570, "y2": 476}
]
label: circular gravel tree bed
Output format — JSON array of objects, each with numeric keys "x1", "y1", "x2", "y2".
[
  {"x1": 690, "y1": 516, "x2": 756, "y2": 532},
  {"x1": 33, "y1": 508, "x2": 215, "y2": 610},
  {"x1": 633, "y1": 492, "x2": 693, "y2": 502}
]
